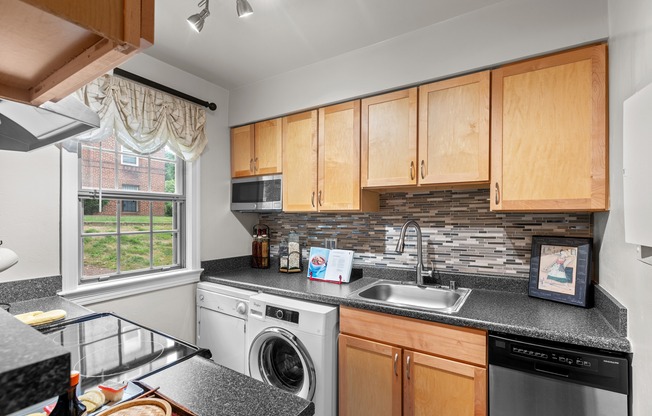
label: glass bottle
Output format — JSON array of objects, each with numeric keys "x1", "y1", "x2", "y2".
[{"x1": 50, "y1": 371, "x2": 87, "y2": 416}]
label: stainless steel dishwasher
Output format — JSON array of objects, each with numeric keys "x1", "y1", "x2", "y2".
[{"x1": 489, "y1": 334, "x2": 630, "y2": 416}]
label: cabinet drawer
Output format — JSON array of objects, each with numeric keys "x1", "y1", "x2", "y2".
[{"x1": 340, "y1": 306, "x2": 487, "y2": 367}]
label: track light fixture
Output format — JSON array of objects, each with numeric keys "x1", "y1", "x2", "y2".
[
  {"x1": 187, "y1": 0, "x2": 210, "y2": 32},
  {"x1": 236, "y1": 0, "x2": 254, "y2": 18}
]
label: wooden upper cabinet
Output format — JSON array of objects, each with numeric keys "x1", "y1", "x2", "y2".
[
  {"x1": 339, "y1": 334, "x2": 402, "y2": 416},
  {"x1": 231, "y1": 125, "x2": 255, "y2": 178},
  {"x1": 491, "y1": 44, "x2": 608, "y2": 211},
  {"x1": 319, "y1": 101, "x2": 362, "y2": 211},
  {"x1": 419, "y1": 71, "x2": 490, "y2": 185},
  {"x1": 362, "y1": 88, "x2": 418, "y2": 187},
  {"x1": 254, "y1": 118, "x2": 283, "y2": 175},
  {"x1": 283, "y1": 111, "x2": 318, "y2": 212},
  {"x1": 231, "y1": 118, "x2": 283, "y2": 178},
  {"x1": 0, "y1": 0, "x2": 154, "y2": 105}
]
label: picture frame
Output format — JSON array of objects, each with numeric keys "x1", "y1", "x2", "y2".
[{"x1": 528, "y1": 236, "x2": 593, "y2": 308}]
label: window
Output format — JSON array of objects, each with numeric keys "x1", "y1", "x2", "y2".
[
  {"x1": 121, "y1": 146, "x2": 139, "y2": 166},
  {"x1": 78, "y1": 136, "x2": 184, "y2": 282},
  {"x1": 121, "y1": 185, "x2": 139, "y2": 213}
]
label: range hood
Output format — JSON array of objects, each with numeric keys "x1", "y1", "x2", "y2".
[{"x1": 0, "y1": 95, "x2": 100, "y2": 152}]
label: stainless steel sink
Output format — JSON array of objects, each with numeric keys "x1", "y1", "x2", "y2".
[{"x1": 349, "y1": 280, "x2": 471, "y2": 313}]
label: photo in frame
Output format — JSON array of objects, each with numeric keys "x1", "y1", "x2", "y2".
[{"x1": 528, "y1": 236, "x2": 593, "y2": 308}]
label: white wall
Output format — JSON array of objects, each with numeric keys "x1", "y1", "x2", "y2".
[
  {"x1": 87, "y1": 283, "x2": 197, "y2": 343},
  {"x1": 595, "y1": 1, "x2": 652, "y2": 414},
  {"x1": 229, "y1": 0, "x2": 609, "y2": 126},
  {"x1": 0, "y1": 145, "x2": 60, "y2": 282}
]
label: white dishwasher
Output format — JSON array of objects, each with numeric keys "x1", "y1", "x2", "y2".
[{"x1": 196, "y1": 282, "x2": 257, "y2": 374}]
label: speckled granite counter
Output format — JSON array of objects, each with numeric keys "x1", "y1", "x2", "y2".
[
  {"x1": 137, "y1": 356, "x2": 314, "y2": 416},
  {"x1": 202, "y1": 267, "x2": 631, "y2": 352},
  {"x1": 9, "y1": 296, "x2": 94, "y2": 325},
  {"x1": 0, "y1": 309, "x2": 70, "y2": 415}
]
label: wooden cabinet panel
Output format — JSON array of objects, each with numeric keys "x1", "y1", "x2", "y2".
[
  {"x1": 254, "y1": 118, "x2": 282, "y2": 175},
  {"x1": 340, "y1": 306, "x2": 486, "y2": 367},
  {"x1": 419, "y1": 71, "x2": 490, "y2": 185},
  {"x1": 491, "y1": 44, "x2": 608, "y2": 211},
  {"x1": 1, "y1": 0, "x2": 154, "y2": 105},
  {"x1": 318, "y1": 101, "x2": 362, "y2": 211},
  {"x1": 230, "y1": 125, "x2": 255, "y2": 178},
  {"x1": 404, "y1": 350, "x2": 486, "y2": 416},
  {"x1": 339, "y1": 334, "x2": 402, "y2": 416},
  {"x1": 282, "y1": 111, "x2": 318, "y2": 212},
  {"x1": 362, "y1": 88, "x2": 418, "y2": 187}
]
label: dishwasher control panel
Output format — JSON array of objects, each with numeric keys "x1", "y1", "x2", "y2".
[{"x1": 510, "y1": 343, "x2": 599, "y2": 369}]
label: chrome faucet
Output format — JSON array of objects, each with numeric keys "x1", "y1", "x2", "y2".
[{"x1": 395, "y1": 220, "x2": 432, "y2": 286}]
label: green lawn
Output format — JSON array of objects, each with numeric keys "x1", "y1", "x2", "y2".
[{"x1": 83, "y1": 215, "x2": 175, "y2": 275}]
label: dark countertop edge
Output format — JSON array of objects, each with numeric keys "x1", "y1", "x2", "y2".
[{"x1": 202, "y1": 274, "x2": 632, "y2": 353}]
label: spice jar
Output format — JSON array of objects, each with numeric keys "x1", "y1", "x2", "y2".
[
  {"x1": 287, "y1": 231, "x2": 302, "y2": 273},
  {"x1": 278, "y1": 239, "x2": 289, "y2": 272}
]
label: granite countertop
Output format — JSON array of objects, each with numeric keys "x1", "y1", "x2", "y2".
[
  {"x1": 9, "y1": 296, "x2": 94, "y2": 325},
  {"x1": 137, "y1": 356, "x2": 314, "y2": 416},
  {"x1": 0, "y1": 309, "x2": 70, "y2": 415},
  {"x1": 202, "y1": 267, "x2": 631, "y2": 353}
]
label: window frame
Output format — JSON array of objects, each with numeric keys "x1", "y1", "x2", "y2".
[
  {"x1": 120, "y1": 145, "x2": 139, "y2": 166},
  {"x1": 60, "y1": 144, "x2": 202, "y2": 305}
]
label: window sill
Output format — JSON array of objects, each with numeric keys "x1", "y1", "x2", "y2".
[{"x1": 58, "y1": 268, "x2": 203, "y2": 306}]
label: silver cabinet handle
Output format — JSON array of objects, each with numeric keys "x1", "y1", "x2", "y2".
[
  {"x1": 394, "y1": 353, "x2": 399, "y2": 376},
  {"x1": 410, "y1": 161, "x2": 415, "y2": 180},
  {"x1": 311, "y1": 192, "x2": 315, "y2": 208},
  {"x1": 495, "y1": 182, "x2": 501, "y2": 205},
  {"x1": 420, "y1": 160, "x2": 425, "y2": 179},
  {"x1": 254, "y1": 157, "x2": 259, "y2": 171},
  {"x1": 406, "y1": 355, "x2": 411, "y2": 380},
  {"x1": 249, "y1": 158, "x2": 254, "y2": 172},
  {"x1": 318, "y1": 190, "x2": 323, "y2": 206}
]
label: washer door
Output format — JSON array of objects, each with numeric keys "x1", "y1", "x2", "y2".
[{"x1": 248, "y1": 327, "x2": 316, "y2": 400}]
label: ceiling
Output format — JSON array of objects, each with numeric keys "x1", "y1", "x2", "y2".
[{"x1": 146, "y1": 0, "x2": 505, "y2": 90}]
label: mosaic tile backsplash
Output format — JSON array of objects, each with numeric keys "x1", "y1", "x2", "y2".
[{"x1": 260, "y1": 188, "x2": 592, "y2": 279}]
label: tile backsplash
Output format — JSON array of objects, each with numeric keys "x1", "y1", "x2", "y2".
[{"x1": 260, "y1": 188, "x2": 591, "y2": 279}]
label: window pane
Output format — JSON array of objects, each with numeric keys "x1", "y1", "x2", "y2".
[
  {"x1": 120, "y1": 234, "x2": 151, "y2": 272},
  {"x1": 83, "y1": 200, "x2": 117, "y2": 233},
  {"x1": 153, "y1": 233, "x2": 176, "y2": 267},
  {"x1": 121, "y1": 202, "x2": 151, "y2": 232},
  {"x1": 83, "y1": 236, "x2": 117, "y2": 277},
  {"x1": 80, "y1": 148, "x2": 100, "y2": 189},
  {"x1": 153, "y1": 201, "x2": 173, "y2": 231},
  {"x1": 118, "y1": 157, "x2": 149, "y2": 192}
]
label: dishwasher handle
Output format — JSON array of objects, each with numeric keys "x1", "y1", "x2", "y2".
[{"x1": 534, "y1": 364, "x2": 570, "y2": 378}]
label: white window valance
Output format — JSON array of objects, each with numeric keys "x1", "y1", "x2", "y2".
[{"x1": 73, "y1": 74, "x2": 207, "y2": 161}]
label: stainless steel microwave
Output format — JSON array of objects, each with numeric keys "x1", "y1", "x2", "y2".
[{"x1": 231, "y1": 174, "x2": 283, "y2": 212}]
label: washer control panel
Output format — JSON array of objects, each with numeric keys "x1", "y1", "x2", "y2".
[{"x1": 266, "y1": 305, "x2": 299, "y2": 324}]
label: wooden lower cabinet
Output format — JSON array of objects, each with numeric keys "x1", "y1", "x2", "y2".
[
  {"x1": 339, "y1": 307, "x2": 487, "y2": 416},
  {"x1": 339, "y1": 334, "x2": 402, "y2": 416},
  {"x1": 404, "y1": 350, "x2": 486, "y2": 416}
]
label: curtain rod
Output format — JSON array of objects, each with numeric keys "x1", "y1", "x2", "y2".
[{"x1": 113, "y1": 68, "x2": 217, "y2": 111}]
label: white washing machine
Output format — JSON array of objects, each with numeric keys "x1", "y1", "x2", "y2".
[
  {"x1": 247, "y1": 293, "x2": 339, "y2": 416},
  {"x1": 196, "y1": 282, "x2": 256, "y2": 374}
]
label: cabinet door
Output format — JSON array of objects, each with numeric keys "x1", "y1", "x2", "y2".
[
  {"x1": 362, "y1": 88, "x2": 418, "y2": 187},
  {"x1": 231, "y1": 125, "x2": 255, "y2": 178},
  {"x1": 339, "y1": 334, "x2": 402, "y2": 416},
  {"x1": 318, "y1": 100, "x2": 362, "y2": 211},
  {"x1": 403, "y1": 350, "x2": 486, "y2": 416},
  {"x1": 254, "y1": 118, "x2": 282, "y2": 175},
  {"x1": 491, "y1": 44, "x2": 608, "y2": 211},
  {"x1": 419, "y1": 71, "x2": 490, "y2": 185},
  {"x1": 282, "y1": 111, "x2": 318, "y2": 212}
]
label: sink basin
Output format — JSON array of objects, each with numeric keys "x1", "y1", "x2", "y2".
[{"x1": 350, "y1": 280, "x2": 471, "y2": 313}]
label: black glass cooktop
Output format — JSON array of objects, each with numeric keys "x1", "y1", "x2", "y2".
[{"x1": 41, "y1": 313, "x2": 205, "y2": 391}]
